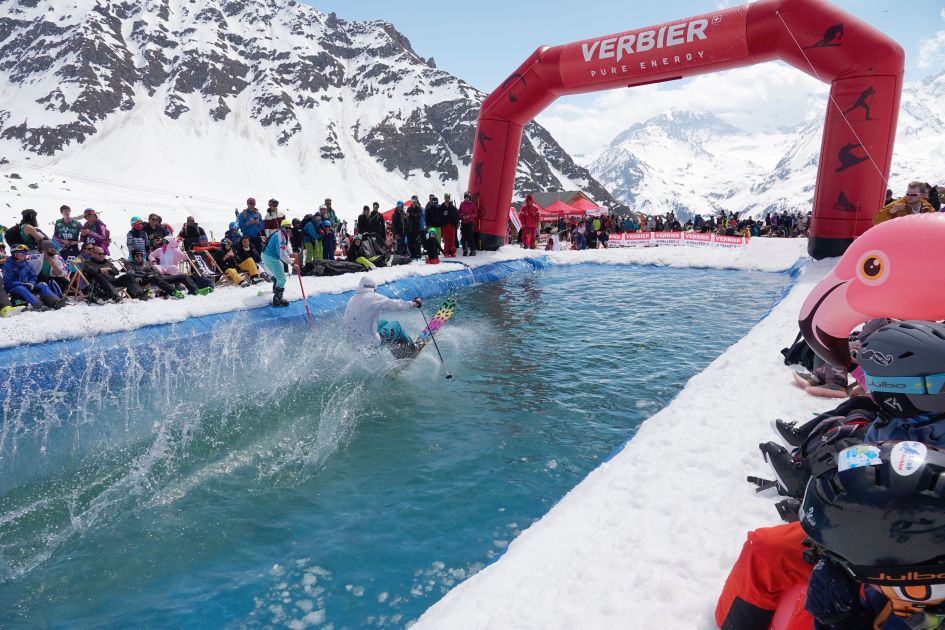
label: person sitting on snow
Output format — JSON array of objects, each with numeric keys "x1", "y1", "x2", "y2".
[
  {"x1": 717, "y1": 320, "x2": 945, "y2": 630},
  {"x1": 423, "y1": 227, "x2": 442, "y2": 264},
  {"x1": 3, "y1": 245, "x2": 65, "y2": 311},
  {"x1": 799, "y1": 441, "x2": 945, "y2": 629},
  {"x1": 343, "y1": 275, "x2": 422, "y2": 352},
  {"x1": 0, "y1": 248, "x2": 26, "y2": 317},
  {"x1": 125, "y1": 250, "x2": 186, "y2": 299},
  {"x1": 346, "y1": 233, "x2": 380, "y2": 270},
  {"x1": 84, "y1": 246, "x2": 150, "y2": 303},
  {"x1": 148, "y1": 236, "x2": 203, "y2": 295},
  {"x1": 212, "y1": 239, "x2": 252, "y2": 287},
  {"x1": 234, "y1": 236, "x2": 264, "y2": 281},
  {"x1": 33, "y1": 239, "x2": 70, "y2": 297}
]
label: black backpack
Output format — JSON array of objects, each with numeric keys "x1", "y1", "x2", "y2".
[
  {"x1": 4, "y1": 224, "x2": 25, "y2": 247},
  {"x1": 781, "y1": 331, "x2": 816, "y2": 372}
]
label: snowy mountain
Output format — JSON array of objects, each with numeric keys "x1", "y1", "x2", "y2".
[
  {"x1": 586, "y1": 73, "x2": 945, "y2": 220},
  {"x1": 0, "y1": 0, "x2": 615, "y2": 235}
]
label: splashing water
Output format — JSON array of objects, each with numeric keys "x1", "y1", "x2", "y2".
[{"x1": 0, "y1": 265, "x2": 790, "y2": 628}]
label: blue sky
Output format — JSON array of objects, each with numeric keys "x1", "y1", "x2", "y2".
[
  {"x1": 306, "y1": 0, "x2": 943, "y2": 91},
  {"x1": 304, "y1": 1, "x2": 945, "y2": 154}
]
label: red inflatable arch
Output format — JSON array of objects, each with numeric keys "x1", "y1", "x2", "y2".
[{"x1": 468, "y1": 0, "x2": 903, "y2": 259}]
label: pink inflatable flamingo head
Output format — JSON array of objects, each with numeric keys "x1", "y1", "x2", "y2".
[{"x1": 799, "y1": 213, "x2": 945, "y2": 368}]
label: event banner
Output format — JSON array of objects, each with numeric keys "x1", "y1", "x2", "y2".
[{"x1": 606, "y1": 232, "x2": 748, "y2": 248}]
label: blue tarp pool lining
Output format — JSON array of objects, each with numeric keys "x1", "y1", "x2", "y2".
[{"x1": 0, "y1": 258, "x2": 550, "y2": 392}]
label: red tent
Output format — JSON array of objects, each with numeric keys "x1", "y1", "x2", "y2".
[
  {"x1": 383, "y1": 199, "x2": 416, "y2": 221},
  {"x1": 569, "y1": 196, "x2": 601, "y2": 212},
  {"x1": 540, "y1": 199, "x2": 580, "y2": 220}
]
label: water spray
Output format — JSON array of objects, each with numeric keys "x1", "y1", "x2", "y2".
[{"x1": 419, "y1": 305, "x2": 452, "y2": 380}]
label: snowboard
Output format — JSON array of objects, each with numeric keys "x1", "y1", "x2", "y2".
[{"x1": 389, "y1": 297, "x2": 457, "y2": 360}]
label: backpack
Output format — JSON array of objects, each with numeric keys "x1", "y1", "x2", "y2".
[
  {"x1": 781, "y1": 331, "x2": 816, "y2": 372},
  {"x1": 4, "y1": 224, "x2": 24, "y2": 247}
]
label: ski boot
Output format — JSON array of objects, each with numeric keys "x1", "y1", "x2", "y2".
[
  {"x1": 772, "y1": 419, "x2": 806, "y2": 448},
  {"x1": 272, "y1": 287, "x2": 289, "y2": 307},
  {"x1": 0, "y1": 305, "x2": 26, "y2": 317},
  {"x1": 196, "y1": 286, "x2": 213, "y2": 296},
  {"x1": 759, "y1": 441, "x2": 810, "y2": 499}
]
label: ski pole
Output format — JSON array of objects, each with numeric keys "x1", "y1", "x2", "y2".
[
  {"x1": 295, "y1": 257, "x2": 313, "y2": 326},
  {"x1": 419, "y1": 305, "x2": 452, "y2": 380}
]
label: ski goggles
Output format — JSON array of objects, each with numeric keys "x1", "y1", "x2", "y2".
[{"x1": 863, "y1": 373, "x2": 945, "y2": 395}]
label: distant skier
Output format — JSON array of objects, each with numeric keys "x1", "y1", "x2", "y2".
[{"x1": 343, "y1": 275, "x2": 422, "y2": 351}]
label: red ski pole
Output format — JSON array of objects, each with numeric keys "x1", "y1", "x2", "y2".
[{"x1": 295, "y1": 256, "x2": 313, "y2": 326}]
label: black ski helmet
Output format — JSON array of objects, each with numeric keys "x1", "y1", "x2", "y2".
[
  {"x1": 801, "y1": 440, "x2": 945, "y2": 581},
  {"x1": 856, "y1": 320, "x2": 945, "y2": 416}
]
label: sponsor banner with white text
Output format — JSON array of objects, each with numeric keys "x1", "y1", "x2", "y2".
[{"x1": 604, "y1": 232, "x2": 747, "y2": 248}]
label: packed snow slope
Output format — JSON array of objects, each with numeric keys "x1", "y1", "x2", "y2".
[
  {"x1": 0, "y1": 0, "x2": 613, "y2": 234},
  {"x1": 0, "y1": 238, "x2": 806, "y2": 349},
  {"x1": 416, "y1": 242, "x2": 823, "y2": 629},
  {"x1": 586, "y1": 72, "x2": 945, "y2": 220}
]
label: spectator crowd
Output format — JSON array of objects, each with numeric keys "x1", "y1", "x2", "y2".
[
  {"x1": 0, "y1": 193, "x2": 484, "y2": 315},
  {"x1": 2, "y1": 180, "x2": 940, "y2": 315}
]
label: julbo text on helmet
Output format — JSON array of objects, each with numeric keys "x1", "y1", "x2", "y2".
[
  {"x1": 801, "y1": 440, "x2": 945, "y2": 581},
  {"x1": 856, "y1": 320, "x2": 945, "y2": 416}
]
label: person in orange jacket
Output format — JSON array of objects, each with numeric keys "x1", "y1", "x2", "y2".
[{"x1": 873, "y1": 181, "x2": 936, "y2": 225}]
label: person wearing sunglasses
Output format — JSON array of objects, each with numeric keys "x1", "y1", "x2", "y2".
[
  {"x1": 0, "y1": 247, "x2": 25, "y2": 317},
  {"x1": 874, "y1": 181, "x2": 936, "y2": 225},
  {"x1": 2, "y1": 245, "x2": 65, "y2": 311}
]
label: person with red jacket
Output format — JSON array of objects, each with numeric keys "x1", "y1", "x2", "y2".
[
  {"x1": 520, "y1": 194, "x2": 541, "y2": 249},
  {"x1": 458, "y1": 192, "x2": 480, "y2": 256}
]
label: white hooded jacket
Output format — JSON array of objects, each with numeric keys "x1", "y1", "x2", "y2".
[{"x1": 343, "y1": 277, "x2": 415, "y2": 346}]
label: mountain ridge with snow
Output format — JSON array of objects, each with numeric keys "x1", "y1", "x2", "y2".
[
  {"x1": 0, "y1": 0, "x2": 615, "y2": 232},
  {"x1": 585, "y1": 71, "x2": 945, "y2": 220}
]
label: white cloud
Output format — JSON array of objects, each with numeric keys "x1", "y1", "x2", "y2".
[
  {"x1": 536, "y1": 62, "x2": 826, "y2": 156},
  {"x1": 916, "y1": 9, "x2": 945, "y2": 70}
]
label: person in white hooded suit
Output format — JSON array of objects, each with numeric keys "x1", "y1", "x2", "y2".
[{"x1": 343, "y1": 275, "x2": 421, "y2": 350}]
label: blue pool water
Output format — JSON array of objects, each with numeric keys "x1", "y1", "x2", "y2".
[{"x1": 0, "y1": 264, "x2": 790, "y2": 628}]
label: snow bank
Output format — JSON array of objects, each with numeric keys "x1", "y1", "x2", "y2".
[
  {"x1": 547, "y1": 237, "x2": 806, "y2": 273},
  {"x1": 0, "y1": 239, "x2": 806, "y2": 349},
  {"x1": 415, "y1": 250, "x2": 827, "y2": 629}
]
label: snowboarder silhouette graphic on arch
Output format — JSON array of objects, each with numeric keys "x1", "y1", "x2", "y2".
[
  {"x1": 474, "y1": 161, "x2": 484, "y2": 186},
  {"x1": 843, "y1": 86, "x2": 875, "y2": 120},
  {"x1": 806, "y1": 23, "x2": 844, "y2": 48},
  {"x1": 835, "y1": 143, "x2": 869, "y2": 173},
  {"x1": 834, "y1": 191, "x2": 857, "y2": 213}
]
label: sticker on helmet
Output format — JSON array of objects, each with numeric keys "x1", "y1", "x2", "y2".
[
  {"x1": 838, "y1": 445, "x2": 882, "y2": 472},
  {"x1": 890, "y1": 441, "x2": 927, "y2": 477}
]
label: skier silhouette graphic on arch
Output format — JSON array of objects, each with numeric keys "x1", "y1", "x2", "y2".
[
  {"x1": 835, "y1": 143, "x2": 869, "y2": 173},
  {"x1": 843, "y1": 86, "x2": 875, "y2": 120},
  {"x1": 806, "y1": 23, "x2": 844, "y2": 48}
]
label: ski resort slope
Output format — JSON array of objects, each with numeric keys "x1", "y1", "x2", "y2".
[
  {"x1": 416, "y1": 242, "x2": 825, "y2": 629},
  {"x1": 0, "y1": 238, "x2": 805, "y2": 349}
]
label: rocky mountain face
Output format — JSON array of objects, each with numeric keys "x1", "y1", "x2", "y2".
[
  {"x1": 585, "y1": 75, "x2": 945, "y2": 220},
  {"x1": 0, "y1": 0, "x2": 616, "y2": 216}
]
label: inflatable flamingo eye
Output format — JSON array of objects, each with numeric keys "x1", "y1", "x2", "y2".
[{"x1": 857, "y1": 250, "x2": 889, "y2": 286}]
